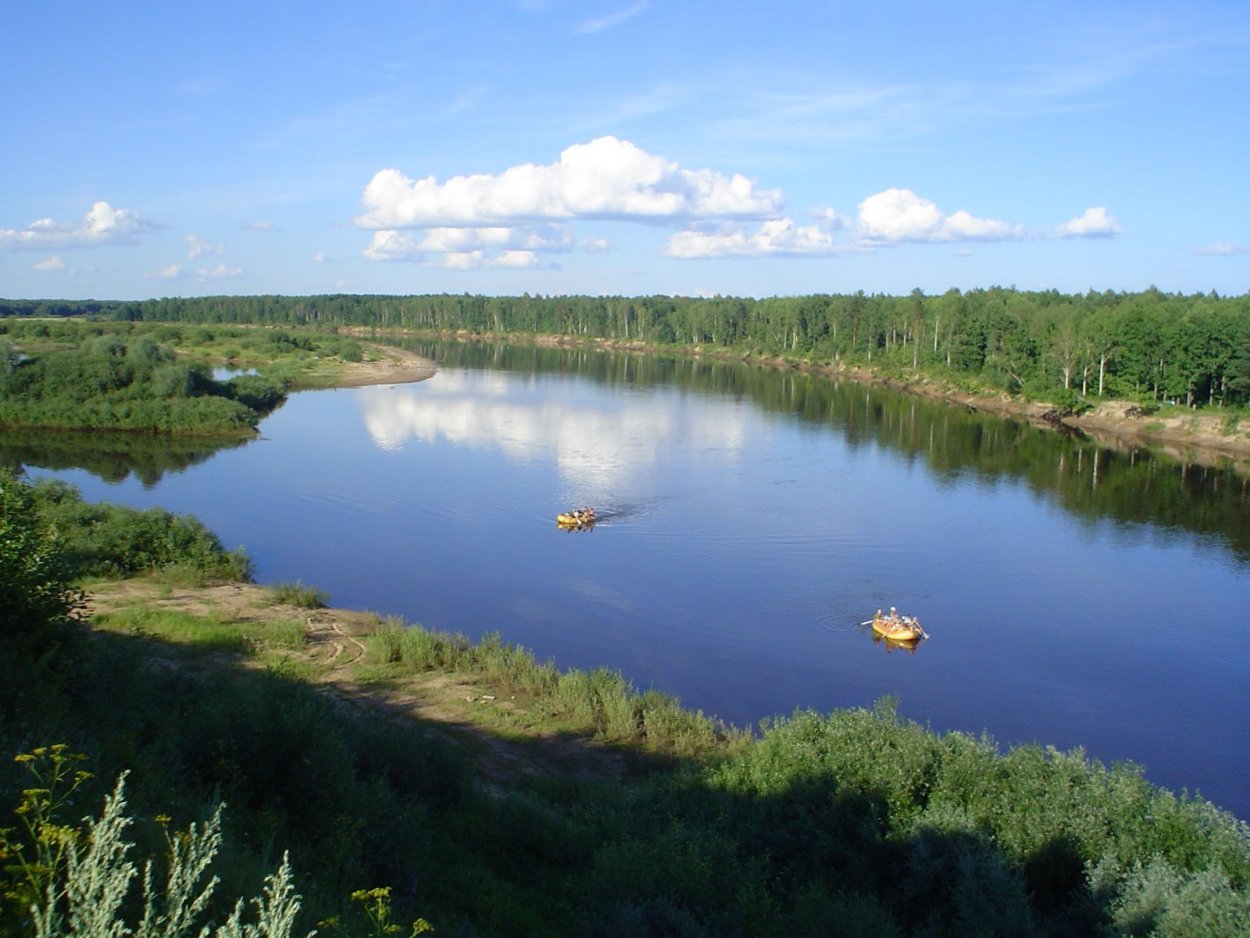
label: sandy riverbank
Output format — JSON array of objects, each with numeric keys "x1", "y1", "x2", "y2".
[
  {"x1": 332, "y1": 342, "x2": 437, "y2": 387},
  {"x1": 842, "y1": 367, "x2": 1250, "y2": 474}
]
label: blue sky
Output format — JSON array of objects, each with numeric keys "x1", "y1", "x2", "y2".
[{"x1": 3, "y1": 1, "x2": 1247, "y2": 300}]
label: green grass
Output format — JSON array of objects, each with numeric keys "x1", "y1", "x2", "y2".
[
  {"x1": 362, "y1": 617, "x2": 746, "y2": 760},
  {"x1": 93, "y1": 606, "x2": 305, "y2": 658},
  {"x1": 266, "y1": 580, "x2": 329, "y2": 608}
]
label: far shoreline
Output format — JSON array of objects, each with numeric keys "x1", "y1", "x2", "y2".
[{"x1": 354, "y1": 327, "x2": 1250, "y2": 475}]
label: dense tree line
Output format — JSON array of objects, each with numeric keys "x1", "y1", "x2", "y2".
[{"x1": 6, "y1": 287, "x2": 1245, "y2": 408}]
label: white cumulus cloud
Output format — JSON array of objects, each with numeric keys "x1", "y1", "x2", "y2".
[
  {"x1": 1056, "y1": 206, "x2": 1121, "y2": 238},
  {"x1": 145, "y1": 264, "x2": 182, "y2": 280},
  {"x1": 856, "y1": 189, "x2": 1025, "y2": 243},
  {"x1": 356, "y1": 136, "x2": 783, "y2": 230},
  {"x1": 0, "y1": 201, "x2": 157, "y2": 250},
  {"x1": 33, "y1": 255, "x2": 66, "y2": 271}
]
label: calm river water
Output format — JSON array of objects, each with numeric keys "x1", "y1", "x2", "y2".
[{"x1": 12, "y1": 341, "x2": 1250, "y2": 820}]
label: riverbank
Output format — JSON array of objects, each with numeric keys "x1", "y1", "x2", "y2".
[
  {"x1": 329, "y1": 342, "x2": 437, "y2": 387},
  {"x1": 846, "y1": 367, "x2": 1250, "y2": 474}
]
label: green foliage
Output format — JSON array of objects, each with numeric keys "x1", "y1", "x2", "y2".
[
  {"x1": 28, "y1": 477, "x2": 252, "y2": 582},
  {"x1": 0, "y1": 745, "x2": 94, "y2": 918},
  {"x1": 696, "y1": 704, "x2": 1250, "y2": 933},
  {"x1": 364, "y1": 619, "x2": 734, "y2": 757},
  {"x1": 1090, "y1": 855, "x2": 1250, "y2": 937},
  {"x1": 267, "y1": 581, "x2": 329, "y2": 609},
  {"x1": 331, "y1": 887, "x2": 433, "y2": 937},
  {"x1": 224, "y1": 374, "x2": 286, "y2": 413},
  {"x1": 0, "y1": 469, "x2": 83, "y2": 634},
  {"x1": 1, "y1": 748, "x2": 310, "y2": 938},
  {"x1": 0, "y1": 324, "x2": 287, "y2": 436},
  {"x1": 1050, "y1": 388, "x2": 1091, "y2": 415}
]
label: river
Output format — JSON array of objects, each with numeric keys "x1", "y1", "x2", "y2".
[{"x1": 11, "y1": 340, "x2": 1250, "y2": 820}]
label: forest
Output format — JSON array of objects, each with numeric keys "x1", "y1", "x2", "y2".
[{"x1": 4, "y1": 287, "x2": 1249, "y2": 409}]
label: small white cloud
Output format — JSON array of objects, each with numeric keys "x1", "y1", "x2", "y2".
[
  {"x1": 1195, "y1": 241, "x2": 1249, "y2": 256},
  {"x1": 0, "y1": 201, "x2": 158, "y2": 251},
  {"x1": 855, "y1": 189, "x2": 1024, "y2": 243},
  {"x1": 1056, "y1": 206, "x2": 1121, "y2": 238},
  {"x1": 856, "y1": 189, "x2": 943, "y2": 241},
  {"x1": 184, "y1": 234, "x2": 224, "y2": 260},
  {"x1": 356, "y1": 136, "x2": 783, "y2": 229},
  {"x1": 418, "y1": 224, "x2": 572, "y2": 253},
  {"x1": 33, "y1": 255, "x2": 66, "y2": 271},
  {"x1": 942, "y1": 209, "x2": 1025, "y2": 241},
  {"x1": 363, "y1": 231, "x2": 420, "y2": 261},
  {"x1": 146, "y1": 264, "x2": 182, "y2": 280},
  {"x1": 446, "y1": 85, "x2": 489, "y2": 114},
  {"x1": 245, "y1": 220, "x2": 277, "y2": 231},
  {"x1": 490, "y1": 250, "x2": 543, "y2": 268},
  {"x1": 378, "y1": 244, "x2": 552, "y2": 272},
  {"x1": 576, "y1": 1, "x2": 650, "y2": 34},
  {"x1": 666, "y1": 218, "x2": 843, "y2": 258},
  {"x1": 581, "y1": 236, "x2": 611, "y2": 253},
  {"x1": 439, "y1": 252, "x2": 484, "y2": 271},
  {"x1": 196, "y1": 264, "x2": 242, "y2": 281},
  {"x1": 313, "y1": 251, "x2": 332, "y2": 263},
  {"x1": 365, "y1": 224, "x2": 572, "y2": 265}
]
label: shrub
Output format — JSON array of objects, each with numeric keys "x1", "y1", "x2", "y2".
[
  {"x1": 29, "y1": 478, "x2": 252, "y2": 582},
  {"x1": 267, "y1": 580, "x2": 329, "y2": 608},
  {"x1": 0, "y1": 749, "x2": 309, "y2": 938},
  {"x1": 0, "y1": 469, "x2": 83, "y2": 633}
]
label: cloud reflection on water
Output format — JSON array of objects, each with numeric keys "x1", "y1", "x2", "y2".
[{"x1": 356, "y1": 368, "x2": 751, "y2": 491}]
